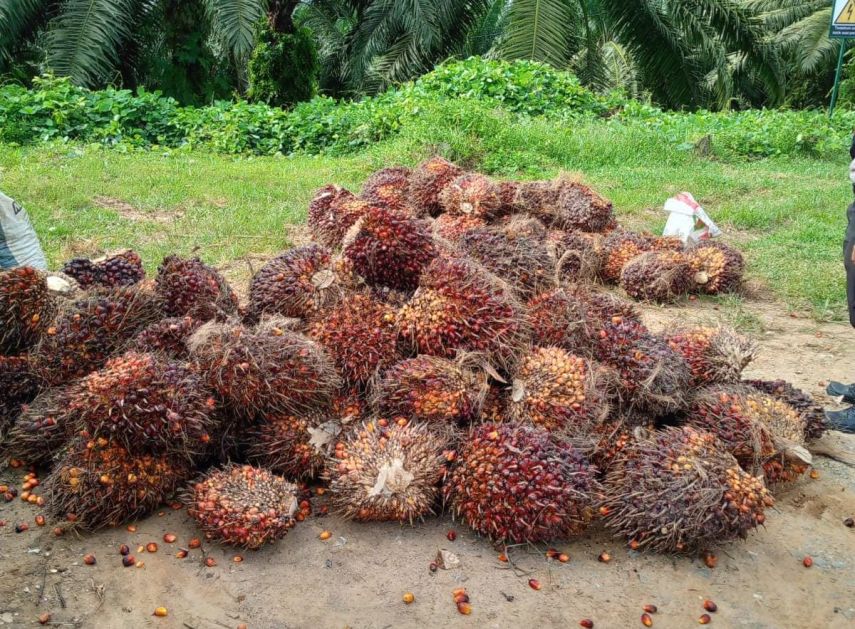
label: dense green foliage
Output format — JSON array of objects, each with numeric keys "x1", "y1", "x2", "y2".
[
  {"x1": 247, "y1": 24, "x2": 319, "y2": 106},
  {"x1": 2, "y1": 59, "x2": 853, "y2": 162}
]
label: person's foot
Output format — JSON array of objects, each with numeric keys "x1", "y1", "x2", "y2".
[
  {"x1": 825, "y1": 407, "x2": 855, "y2": 434},
  {"x1": 826, "y1": 381, "x2": 855, "y2": 403}
]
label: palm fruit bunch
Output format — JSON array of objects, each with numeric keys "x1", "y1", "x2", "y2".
[
  {"x1": 246, "y1": 409, "x2": 343, "y2": 479},
  {"x1": 498, "y1": 213, "x2": 549, "y2": 241},
  {"x1": 326, "y1": 419, "x2": 448, "y2": 523},
  {"x1": 45, "y1": 437, "x2": 190, "y2": 530},
  {"x1": 155, "y1": 255, "x2": 238, "y2": 321},
  {"x1": 497, "y1": 181, "x2": 520, "y2": 215},
  {"x1": 247, "y1": 244, "x2": 357, "y2": 322},
  {"x1": 308, "y1": 185, "x2": 365, "y2": 247},
  {"x1": 343, "y1": 206, "x2": 436, "y2": 291},
  {"x1": 398, "y1": 255, "x2": 530, "y2": 371},
  {"x1": 307, "y1": 293, "x2": 399, "y2": 385},
  {"x1": 687, "y1": 240, "x2": 745, "y2": 295},
  {"x1": 585, "y1": 420, "x2": 636, "y2": 476},
  {"x1": 547, "y1": 229, "x2": 601, "y2": 283},
  {"x1": 0, "y1": 354, "x2": 38, "y2": 431},
  {"x1": 408, "y1": 156, "x2": 463, "y2": 216},
  {"x1": 687, "y1": 386, "x2": 809, "y2": 484},
  {"x1": 444, "y1": 423, "x2": 600, "y2": 543},
  {"x1": 456, "y1": 227, "x2": 553, "y2": 298},
  {"x1": 665, "y1": 326, "x2": 757, "y2": 386},
  {"x1": 651, "y1": 236, "x2": 685, "y2": 252},
  {"x1": 619, "y1": 251, "x2": 694, "y2": 303},
  {"x1": 508, "y1": 347, "x2": 606, "y2": 433},
  {"x1": 5, "y1": 385, "x2": 80, "y2": 465},
  {"x1": 31, "y1": 285, "x2": 161, "y2": 385},
  {"x1": 188, "y1": 319, "x2": 339, "y2": 418},
  {"x1": 568, "y1": 285, "x2": 642, "y2": 329},
  {"x1": 131, "y1": 316, "x2": 202, "y2": 360},
  {"x1": 0, "y1": 266, "x2": 53, "y2": 353},
  {"x1": 600, "y1": 426, "x2": 773, "y2": 553},
  {"x1": 550, "y1": 181, "x2": 614, "y2": 232},
  {"x1": 373, "y1": 356, "x2": 486, "y2": 426},
  {"x1": 600, "y1": 231, "x2": 653, "y2": 283},
  {"x1": 361, "y1": 167, "x2": 412, "y2": 214},
  {"x1": 525, "y1": 288, "x2": 592, "y2": 354},
  {"x1": 745, "y1": 379, "x2": 826, "y2": 441},
  {"x1": 186, "y1": 464, "x2": 299, "y2": 548},
  {"x1": 62, "y1": 250, "x2": 145, "y2": 288},
  {"x1": 432, "y1": 213, "x2": 487, "y2": 243},
  {"x1": 72, "y1": 351, "x2": 217, "y2": 461},
  {"x1": 439, "y1": 172, "x2": 501, "y2": 218},
  {"x1": 594, "y1": 318, "x2": 691, "y2": 415},
  {"x1": 512, "y1": 180, "x2": 559, "y2": 218},
  {"x1": 480, "y1": 385, "x2": 509, "y2": 423}
]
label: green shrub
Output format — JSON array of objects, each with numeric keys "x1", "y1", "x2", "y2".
[{"x1": 247, "y1": 25, "x2": 319, "y2": 107}]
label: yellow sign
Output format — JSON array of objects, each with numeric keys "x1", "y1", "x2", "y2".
[
  {"x1": 832, "y1": 0, "x2": 855, "y2": 37},
  {"x1": 837, "y1": 0, "x2": 855, "y2": 24}
]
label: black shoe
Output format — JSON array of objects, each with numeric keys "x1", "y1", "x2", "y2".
[
  {"x1": 826, "y1": 381, "x2": 855, "y2": 404},
  {"x1": 824, "y1": 407, "x2": 855, "y2": 434}
]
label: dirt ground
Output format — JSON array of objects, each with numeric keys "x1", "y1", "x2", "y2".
[{"x1": 2, "y1": 295, "x2": 854, "y2": 629}]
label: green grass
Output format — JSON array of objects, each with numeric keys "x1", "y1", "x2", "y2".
[{"x1": 0, "y1": 118, "x2": 850, "y2": 319}]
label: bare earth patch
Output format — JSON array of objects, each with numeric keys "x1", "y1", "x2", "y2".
[
  {"x1": 92, "y1": 196, "x2": 184, "y2": 224},
  {"x1": 1, "y1": 296, "x2": 853, "y2": 629}
]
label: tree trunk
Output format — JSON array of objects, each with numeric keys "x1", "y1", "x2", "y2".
[{"x1": 268, "y1": 0, "x2": 300, "y2": 33}]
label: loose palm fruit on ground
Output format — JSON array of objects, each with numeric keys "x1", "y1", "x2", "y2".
[
  {"x1": 600, "y1": 426, "x2": 772, "y2": 553},
  {"x1": 186, "y1": 464, "x2": 299, "y2": 549},
  {"x1": 326, "y1": 420, "x2": 448, "y2": 523},
  {"x1": 444, "y1": 423, "x2": 600, "y2": 543}
]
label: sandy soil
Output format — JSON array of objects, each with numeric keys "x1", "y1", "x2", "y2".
[{"x1": 1, "y1": 296, "x2": 854, "y2": 629}]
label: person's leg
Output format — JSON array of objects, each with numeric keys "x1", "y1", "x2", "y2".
[{"x1": 846, "y1": 235, "x2": 855, "y2": 327}]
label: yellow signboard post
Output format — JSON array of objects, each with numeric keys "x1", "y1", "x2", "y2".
[{"x1": 830, "y1": 0, "x2": 855, "y2": 115}]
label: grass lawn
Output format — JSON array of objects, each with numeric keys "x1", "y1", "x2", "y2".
[{"x1": 0, "y1": 134, "x2": 849, "y2": 319}]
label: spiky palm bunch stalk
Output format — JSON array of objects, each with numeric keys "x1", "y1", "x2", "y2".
[
  {"x1": 600, "y1": 426, "x2": 772, "y2": 553},
  {"x1": 248, "y1": 244, "x2": 358, "y2": 322},
  {"x1": 186, "y1": 464, "x2": 299, "y2": 549},
  {"x1": 444, "y1": 423, "x2": 600, "y2": 543},
  {"x1": 546, "y1": 229, "x2": 602, "y2": 283},
  {"x1": 666, "y1": 326, "x2": 757, "y2": 386},
  {"x1": 326, "y1": 419, "x2": 449, "y2": 523}
]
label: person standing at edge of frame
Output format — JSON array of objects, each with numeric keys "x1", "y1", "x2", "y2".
[{"x1": 825, "y1": 133, "x2": 855, "y2": 432}]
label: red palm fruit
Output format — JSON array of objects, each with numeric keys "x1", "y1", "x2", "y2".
[
  {"x1": 248, "y1": 245, "x2": 357, "y2": 322},
  {"x1": 665, "y1": 327, "x2": 757, "y2": 386},
  {"x1": 343, "y1": 206, "x2": 436, "y2": 291},
  {"x1": 687, "y1": 385, "x2": 808, "y2": 484},
  {"x1": 73, "y1": 352, "x2": 218, "y2": 461},
  {"x1": 497, "y1": 181, "x2": 520, "y2": 216},
  {"x1": 498, "y1": 214, "x2": 549, "y2": 242},
  {"x1": 5, "y1": 385, "x2": 80, "y2": 466},
  {"x1": 63, "y1": 250, "x2": 145, "y2": 289},
  {"x1": 600, "y1": 426, "x2": 772, "y2": 553},
  {"x1": 30, "y1": 284, "x2": 161, "y2": 386},
  {"x1": 439, "y1": 172, "x2": 501, "y2": 218},
  {"x1": 567, "y1": 286, "x2": 641, "y2": 330},
  {"x1": 0, "y1": 354, "x2": 39, "y2": 433},
  {"x1": 432, "y1": 214, "x2": 487, "y2": 244},
  {"x1": 59, "y1": 258, "x2": 101, "y2": 289},
  {"x1": 188, "y1": 319, "x2": 340, "y2": 419},
  {"x1": 745, "y1": 379, "x2": 826, "y2": 441},
  {"x1": 445, "y1": 423, "x2": 600, "y2": 543},
  {"x1": 154, "y1": 255, "x2": 238, "y2": 321},
  {"x1": 131, "y1": 316, "x2": 202, "y2": 360},
  {"x1": 526, "y1": 288, "x2": 592, "y2": 353},
  {"x1": 651, "y1": 236, "x2": 685, "y2": 252},
  {"x1": 361, "y1": 167, "x2": 413, "y2": 214},
  {"x1": 512, "y1": 180, "x2": 559, "y2": 219},
  {"x1": 546, "y1": 229, "x2": 602, "y2": 283},
  {"x1": 308, "y1": 293, "x2": 399, "y2": 385},
  {"x1": 45, "y1": 437, "x2": 191, "y2": 530},
  {"x1": 479, "y1": 385, "x2": 509, "y2": 422},
  {"x1": 552, "y1": 181, "x2": 614, "y2": 232},
  {"x1": 326, "y1": 420, "x2": 448, "y2": 523},
  {"x1": 585, "y1": 420, "x2": 637, "y2": 476},
  {"x1": 308, "y1": 185, "x2": 364, "y2": 247},
  {"x1": 620, "y1": 251, "x2": 694, "y2": 303},
  {"x1": 456, "y1": 227, "x2": 553, "y2": 298},
  {"x1": 687, "y1": 241, "x2": 744, "y2": 295},
  {"x1": 397, "y1": 256, "x2": 530, "y2": 372},
  {"x1": 594, "y1": 318, "x2": 691, "y2": 416},
  {"x1": 600, "y1": 231, "x2": 654, "y2": 283},
  {"x1": 508, "y1": 347, "x2": 608, "y2": 432},
  {"x1": 186, "y1": 464, "x2": 299, "y2": 549},
  {"x1": 373, "y1": 356, "x2": 487, "y2": 426},
  {"x1": 407, "y1": 156, "x2": 463, "y2": 217},
  {"x1": 0, "y1": 267, "x2": 53, "y2": 353}
]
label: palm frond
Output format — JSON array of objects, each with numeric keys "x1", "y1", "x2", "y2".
[
  {"x1": 777, "y1": 7, "x2": 838, "y2": 74},
  {"x1": 46, "y1": 0, "x2": 139, "y2": 86},
  {"x1": 0, "y1": 0, "x2": 44, "y2": 66},
  {"x1": 459, "y1": 0, "x2": 508, "y2": 57},
  {"x1": 741, "y1": 0, "x2": 828, "y2": 31},
  {"x1": 501, "y1": 0, "x2": 577, "y2": 67},
  {"x1": 204, "y1": 0, "x2": 267, "y2": 60}
]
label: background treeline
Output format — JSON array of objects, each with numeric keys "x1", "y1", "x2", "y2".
[{"x1": 1, "y1": 0, "x2": 854, "y2": 111}]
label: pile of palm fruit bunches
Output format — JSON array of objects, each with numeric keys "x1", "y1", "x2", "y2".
[{"x1": 0, "y1": 157, "x2": 826, "y2": 555}]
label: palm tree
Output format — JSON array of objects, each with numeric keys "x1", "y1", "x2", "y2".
[{"x1": 502, "y1": 0, "x2": 785, "y2": 108}]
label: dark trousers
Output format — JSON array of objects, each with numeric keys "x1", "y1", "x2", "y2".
[{"x1": 846, "y1": 202, "x2": 855, "y2": 327}]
